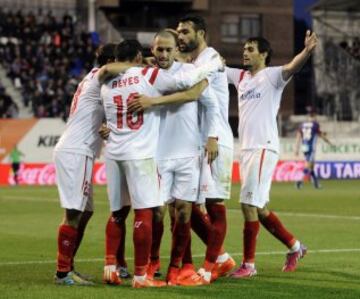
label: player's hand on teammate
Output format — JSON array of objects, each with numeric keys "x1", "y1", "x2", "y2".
[
  {"x1": 99, "y1": 124, "x2": 110, "y2": 140},
  {"x1": 144, "y1": 57, "x2": 157, "y2": 66},
  {"x1": 205, "y1": 137, "x2": 218, "y2": 164},
  {"x1": 304, "y1": 30, "x2": 318, "y2": 54},
  {"x1": 128, "y1": 94, "x2": 154, "y2": 112}
]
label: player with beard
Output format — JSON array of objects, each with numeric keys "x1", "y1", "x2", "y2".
[
  {"x1": 176, "y1": 15, "x2": 236, "y2": 281},
  {"x1": 100, "y1": 39, "x2": 223, "y2": 287}
]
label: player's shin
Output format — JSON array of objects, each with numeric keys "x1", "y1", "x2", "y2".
[
  {"x1": 57, "y1": 224, "x2": 78, "y2": 276},
  {"x1": 133, "y1": 208, "x2": 153, "y2": 277},
  {"x1": 203, "y1": 203, "x2": 227, "y2": 271}
]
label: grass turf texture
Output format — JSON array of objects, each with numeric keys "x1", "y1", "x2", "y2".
[{"x1": 0, "y1": 180, "x2": 359, "y2": 299}]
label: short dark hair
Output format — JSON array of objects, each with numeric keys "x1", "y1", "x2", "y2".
[
  {"x1": 246, "y1": 37, "x2": 273, "y2": 66},
  {"x1": 96, "y1": 43, "x2": 116, "y2": 66},
  {"x1": 154, "y1": 29, "x2": 177, "y2": 44},
  {"x1": 179, "y1": 15, "x2": 207, "y2": 34},
  {"x1": 115, "y1": 39, "x2": 143, "y2": 62}
]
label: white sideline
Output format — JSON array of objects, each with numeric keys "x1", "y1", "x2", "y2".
[
  {"x1": 227, "y1": 209, "x2": 360, "y2": 221},
  {"x1": 1, "y1": 248, "x2": 360, "y2": 266},
  {"x1": 2, "y1": 196, "x2": 360, "y2": 220}
]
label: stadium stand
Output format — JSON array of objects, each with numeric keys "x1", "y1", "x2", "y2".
[
  {"x1": 0, "y1": 83, "x2": 18, "y2": 118},
  {"x1": 0, "y1": 8, "x2": 99, "y2": 118},
  {"x1": 311, "y1": 0, "x2": 360, "y2": 122}
]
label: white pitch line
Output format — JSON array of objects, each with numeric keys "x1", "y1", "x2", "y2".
[
  {"x1": 227, "y1": 209, "x2": 360, "y2": 221},
  {"x1": 1, "y1": 248, "x2": 360, "y2": 267},
  {"x1": 0, "y1": 196, "x2": 108, "y2": 205},
  {"x1": 1, "y1": 197, "x2": 360, "y2": 221}
]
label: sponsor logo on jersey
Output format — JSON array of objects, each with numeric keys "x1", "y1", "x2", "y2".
[{"x1": 240, "y1": 88, "x2": 261, "y2": 101}]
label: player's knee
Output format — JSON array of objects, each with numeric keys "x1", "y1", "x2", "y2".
[
  {"x1": 177, "y1": 208, "x2": 191, "y2": 223},
  {"x1": 64, "y1": 209, "x2": 82, "y2": 227},
  {"x1": 112, "y1": 206, "x2": 131, "y2": 224},
  {"x1": 241, "y1": 203, "x2": 258, "y2": 221},
  {"x1": 257, "y1": 206, "x2": 270, "y2": 220},
  {"x1": 153, "y1": 206, "x2": 166, "y2": 222}
]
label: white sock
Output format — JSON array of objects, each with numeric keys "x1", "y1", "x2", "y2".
[
  {"x1": 104, "y1": 265, "x2": 116, "y2": 272},
  {"x1": 290, "y1": 240, "x2": 300, "y2": 253},
  {"x1": 197, "y1": 268, "x2": 211, "y2": 282},
  {"x1": 216, "y1": 252, "x2": 230, "y2": 263},
  {"x1": 134, "y1": 274, "x2": 146, "y2": 282},
  {"x1": 244, "y1": 262, "x2": 255, "y2": 269}
]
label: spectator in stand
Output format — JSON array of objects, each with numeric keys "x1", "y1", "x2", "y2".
[
  {"x1": 339, "y1": 38, "x2": 360, "y2": 61},
  {"x1": 0, "y1": 85, "x2": 17, "y2": 118},
  {"x1": 0, "y1": 9, "x2": 99, "y2": 118}
]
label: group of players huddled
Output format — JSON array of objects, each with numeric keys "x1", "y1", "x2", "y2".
[{"x1": 53, "y1": 15, "x2": 319, "y2": 287}]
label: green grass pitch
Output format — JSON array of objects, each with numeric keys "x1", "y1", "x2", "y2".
[{"x1": 0, "y1": 180, "x2": 360, "y2": 299}]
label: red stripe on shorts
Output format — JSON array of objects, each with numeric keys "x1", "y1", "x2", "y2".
[{"x1": 258, "y1": 149, "x2": 266, "y2": 184}]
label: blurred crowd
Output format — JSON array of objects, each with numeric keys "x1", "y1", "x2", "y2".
[
  {"x1": 0, "y1": 84, "x2": 18, "y2": 118},
  {"x1": 339, "y1": 37, "x2": 360, "y2": 61},
  {"x1": 0, "y1": 9, "x2": 100, "y2": 118}
]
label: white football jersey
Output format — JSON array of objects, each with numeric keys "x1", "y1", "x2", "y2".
[
  {"x1": 101, "y1": 65, "x2": 210, "y2": 160},
  {"x1": 55, "y1": 68, "x2": 104, "y2": 158},
  {"x1": 157, "y1": 62, "x2": 220, "y2": 160},
  {"x1": 226, "y1": 66, "x2": 290, "y2": 153},
  {"x1": 193, "y1": 47, "x2": 234, "y2": 149}
]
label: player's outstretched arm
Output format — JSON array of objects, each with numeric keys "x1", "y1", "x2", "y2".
[
  {"x1": 173, "y1": 55, "x2": 224, "y2": 90},
  {"x1": 127, "y1": 80, "x2": 209, "y2": 113},
  {"x1": 98, "y1": 62, "x2": 139, "y2": 84},
  {"x1": 282, "y1": 30, "x2": 318, "y2": 81},
  {"x1": 319, "y1": 132, "x2": 334, "y2": 147}
]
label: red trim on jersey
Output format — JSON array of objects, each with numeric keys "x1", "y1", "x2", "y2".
[
  {"x1": 149, "y1": 68, "x2": 160, "y2": 85},
  {"x1": 258, "y1": 149, "x2": 266, "y2": 184},
  {"x1": 91, "y1": 68, "x2": 99, "y2": 78},
  {"x1": 238, "y1": 70, "x2": 246, "y2": 83},
  {"x1": 141, "y1": 66, "x2": 150, "y2": 76}
]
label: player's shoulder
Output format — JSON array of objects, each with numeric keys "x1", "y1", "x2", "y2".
[
  {"x1": 264, "y1": 66, "x2": 282, "y2": 74},
  {"x1": 196, "y1": 47, "x2": 219, "y2": 62},
  {"x1": 175, "y1": 61, "x2": 195, "y2": 71},
  {"x1": 204, "y1": 47, "x2": 219, "y2": 56},
  {"x1": 84, "y1": 67, "x2": 100, "y2": 80}
]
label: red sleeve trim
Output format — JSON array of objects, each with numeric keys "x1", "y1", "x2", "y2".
[
  {"x1": 149, "y1": 67, "x2": 160, "y2": 85},
  {"x1": 141, "y1": 66, "x2": 150, "y2": 76},
  {"x1": 91, "y1": 68, "x2": 99, "y2": 78}
]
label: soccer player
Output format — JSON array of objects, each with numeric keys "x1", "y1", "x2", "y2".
[
  {"x1": 130, "y1": 30, "x2": 220, "y2": 286},
  {"x1": 100, "y1": 39, "x2": 223, "y2": 288},
  {"x1": 295, "y1": 111, "x2": 333, "y2": 189},
  {"x1": 9, "y1": 145, "x2": 24, "y2": 185},
  {"x1": 53, "y1": 43, "x2": 116, "y2": 285},
  {"x1": 225, "y1": 31, "x2": 317, "y2": 277},
  {"x1": 176, "y1": 15, "x2": 236, "y2": 280}
]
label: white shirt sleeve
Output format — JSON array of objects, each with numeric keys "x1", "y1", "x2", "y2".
[
  {"x1": 226, "y1": 66, "x2": 244, "y2": 86},
  {"x1": 199, "y1": 85, "x2": 220, "y2": 138},
  {"x1": 142, "y1": 59, "x2": 223, "y2": 94},
  {"x1": 265, "y1": 66, "x2": 292, "y2": 89}
]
